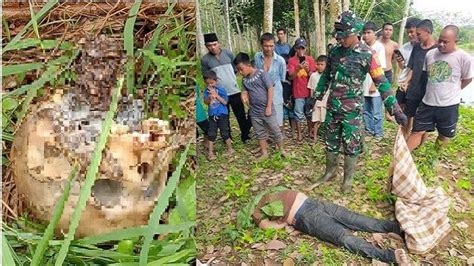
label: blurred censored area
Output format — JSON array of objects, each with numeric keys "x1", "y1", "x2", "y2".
[{"x1": 2, "y1": 0, "x2": 196, "y2": 238}]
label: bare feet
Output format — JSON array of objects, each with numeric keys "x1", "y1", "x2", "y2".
[{"x1": 394, "y1": 249, "x2": 411, "y2": 265}]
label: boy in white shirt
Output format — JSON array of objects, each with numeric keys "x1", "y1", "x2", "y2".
[{"x1": 307, "y1": 55, "x2": 328, "y2": 140}]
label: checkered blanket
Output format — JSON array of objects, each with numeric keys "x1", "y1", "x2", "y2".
[{"x1": 390, "y1": 128, "x2": 451, "y2": 254}]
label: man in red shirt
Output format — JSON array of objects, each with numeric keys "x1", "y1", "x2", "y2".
[{"x1": 288, "y1": 38, "x2": 317, "y2": 141}]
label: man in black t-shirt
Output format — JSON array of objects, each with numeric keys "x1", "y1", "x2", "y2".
[{"x1": 399, "y1": 19, "x2": 437, "y2": 137}]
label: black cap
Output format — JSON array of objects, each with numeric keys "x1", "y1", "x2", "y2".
[
  {"x1": 204, "y1": 33, "x2": 218, "y2": 43},
  {"x1": 294, "y1": 38, "x2": 307, "y2": 48}
]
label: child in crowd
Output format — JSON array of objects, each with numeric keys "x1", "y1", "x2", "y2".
[
  {"x1": 233, "y1": 53, "x2": 284, "y2": 159},
  {"x1": 203, "y1": 71, "x2": 234, "y2": 160},
  {"x1": 307, "y1": 55, "x2": 328, "y2": 140}
]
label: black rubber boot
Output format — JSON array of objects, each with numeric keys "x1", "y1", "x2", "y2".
[
  {"x1": 316, "y1": 151, "x2": 339, "y2": 183},
  {"x1": 342, "y1": 155, "x2": 358, "y2": 193}
]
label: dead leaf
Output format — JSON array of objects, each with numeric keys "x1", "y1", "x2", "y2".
[
  {"x1": 265, "y1": 239, "x2": 287, "y2": 250},
  {"x1": 206, "y1": 245, "x2": 214, "y2": 254},
  {"x1": 467, "y1": 257, "x2": 474, "y2": 265},
  {"x1": 387, "y1": 232, "x2": 404, "y2": 241},
  {"x1": 370, "y1": 233, "x2": 385, "y2": 248},
  {"x1": 251, "y1": 243, "x2": 265, "y2": 250},
  {"x1": 218, "y1": 195, "x2": 228, "y2": 202},
  {"x1": 289, "y1": 250, "x2": 301, "y2": 259},
  {"x1": 283, "y1": 258, "x2": 295, "y2": 266},
  {"x1": 264, "y1": 259, "x2": 277, "y2": 265},
  {"x1": 464, "y1": 244, "x2": 474, "y2": 250},
  {"x1": 293, "y1": 179, "x2": 304, "y2": 185},
  {"x1": 449, "y1": 248, "x2": 457, "y2": 257},
  {"x1": 455, "y1": 221, "x2": 468, "y2": 229},
  {"x1": 424, "y1": 253, "x2": 436, "y2": 260},
  {"x1": 222, "y1": 246, "x2": 232, "y2": 254}
]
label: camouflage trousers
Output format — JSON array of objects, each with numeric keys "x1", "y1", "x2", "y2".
[{"x1": 324, "y1": 110, "x2": 363, "y2": 156}]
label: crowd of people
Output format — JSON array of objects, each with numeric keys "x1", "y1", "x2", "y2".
[{"x1": 196, "y1": 9, "x2": 472, "y2": 265}]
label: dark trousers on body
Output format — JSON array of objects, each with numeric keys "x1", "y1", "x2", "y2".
[
  {"x1": 294, "y1": 199, "x2": 402, "y2": 263},
  {"x1": 227, "y1": 93, "x2": 251, "y2": 142}
]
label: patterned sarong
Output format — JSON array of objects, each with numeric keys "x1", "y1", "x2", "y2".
[{"x1": 390, "y1": 128, "x2": 451, "y2": 254}]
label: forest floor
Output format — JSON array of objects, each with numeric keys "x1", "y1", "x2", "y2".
[{"x1": 196, "y1": 107, "x2": 473, "y2": 265}]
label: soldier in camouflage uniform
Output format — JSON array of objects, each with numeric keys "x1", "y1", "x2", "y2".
[{"x1": 313, "y1": 11, "x2": 407, "y2": 192}]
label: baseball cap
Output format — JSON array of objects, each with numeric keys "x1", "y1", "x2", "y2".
[{"x1": 294, "y1": 38, "x2": 307, "y2": 48}]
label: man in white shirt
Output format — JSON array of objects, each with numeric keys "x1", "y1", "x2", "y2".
[
  {"x1": 362, "y1": 22, "x2": 386, "y2": 139},
  {"x1": 407, "y1": 25, "x2": 473, "y2": 151}
]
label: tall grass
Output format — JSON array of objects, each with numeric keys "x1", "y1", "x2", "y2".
[{"x1": 124, "y1": 0, "x2": 142, "y2": 94}]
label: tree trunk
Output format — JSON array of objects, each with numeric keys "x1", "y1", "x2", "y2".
[
  {"x1": 328, "y1": 0, "x2": 340, "y2": 34},
  {"x1": 196, "y1": 0, "x2": 207, "y2": 56},
  {"x1": 263, "y1": 0, "x2": 273, "y2": 33},
  {"x1": 294, "y1": 0, "x2": 300, "y2": 37},
  {"x1": 234, "y1": 17, "x2": 242, "y2": 52},
  {"x1": 313, "y1": 0, "x2": 323, "y2": 56},
  {"x1": 223, "y1": 0, "x2": 233, "y2": 50},
  {"x1": 210, "y1": 1, "x2": 217, "y2": 34},
  {"x1": 203, "y1": 0, "x2": 209, "y2": 31},
  {"x1": 342, "y1": 0, "x2": 350, "y2": 11},
  {"x1": 320, "y1": 0, "x2": 327, "y2": 53},
  {"x1": 398, "y1": 0, "x2": 411, "y2": 46}
]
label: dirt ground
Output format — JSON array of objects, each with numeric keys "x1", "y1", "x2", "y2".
[{"x1": 196, "y1": 107, "x2": 474, "y2": 265}]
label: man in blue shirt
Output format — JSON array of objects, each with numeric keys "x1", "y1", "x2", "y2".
[
  {"x1": 275, "y1": 28, "x2": 291, "y2": 56},
  {"x1": 254, "y1": 33, "x2": 287, "y2": 128}
]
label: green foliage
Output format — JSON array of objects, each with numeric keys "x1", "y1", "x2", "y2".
[
  {"x1": 261, "y1": 200, "x2": 284, "y2": 218},
  {"x1": 236, "y1": 186, "x2": 287, "y2": 231},
  {"x1": 124, "y1": 0, "x2": 142, "y2": 94},
  {"x1": 3, "y1": 0, "x2": 58, "y2": 53},
  {"x1": 456, "y1": 178, "x2": 472, "y2": 191},
  {"x1": 224, "y1": 171, "x2": 252, "y2": 199},
  {"x1": 139, "y1": 144, "x2": 193, "y2": 266}
]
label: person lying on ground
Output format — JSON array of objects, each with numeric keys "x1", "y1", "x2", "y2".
[
  {"x1": 251, "y1": 189, "x2": 411, "y2": 264},
  {"x1": 234, "y1": 53, "x2": 285, "y2": 159}
]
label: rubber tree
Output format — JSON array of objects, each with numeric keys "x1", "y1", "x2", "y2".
[{"x1": 263, "y1": 0, "x2": 273, "y2": 33}]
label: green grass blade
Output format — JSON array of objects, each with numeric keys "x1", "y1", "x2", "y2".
[
  {"x1": 146, "y1": 249, "x2": 193, "y2": 265},
  {"x1": 28, "y1": 0, "x2": 42, "y2": 49},
  {"x1": 2, "y1": 17, "x2": 11, "y2": 41},
  {"x1": 123, "y1": 0, "x2": 142, "y2": 94},
  {"x1": 2, "y1": 234, "x2": 16, "y2": 266},
  {"x1": 138, "y1": 144, "x2": 191, "y2": 266},
  {"x1": 2, "y1": 62, "x2": 43, "y2": 76},
  {"x1": 3, "y1": 0, "x2": 58, "y2": 54},
  {"x1": 3, "y1": 39, "x2": 66, "y2": 51},
  {"x1": 54, "y1": 77, "x2": 124, "y2": 266},
  {"x1": 137, "y1": 2, "x2": 176, "y2": 85},
  {"x1": 31, "y1": 164, "x2": 78, "y2": 266},
  {"x1": 2, "y1": 132, "x2": 15, "y2": 142},
  {"x1": 4, "y1": 52, "x2": 76, "y2": 98},
  {"x1": 77, "y1": 223, "x2": 194, "y2": 245}
]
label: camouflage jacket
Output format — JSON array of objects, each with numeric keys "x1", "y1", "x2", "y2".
[{"x1": 314, "y1": 42, "x2": 398, "y2": 114}]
